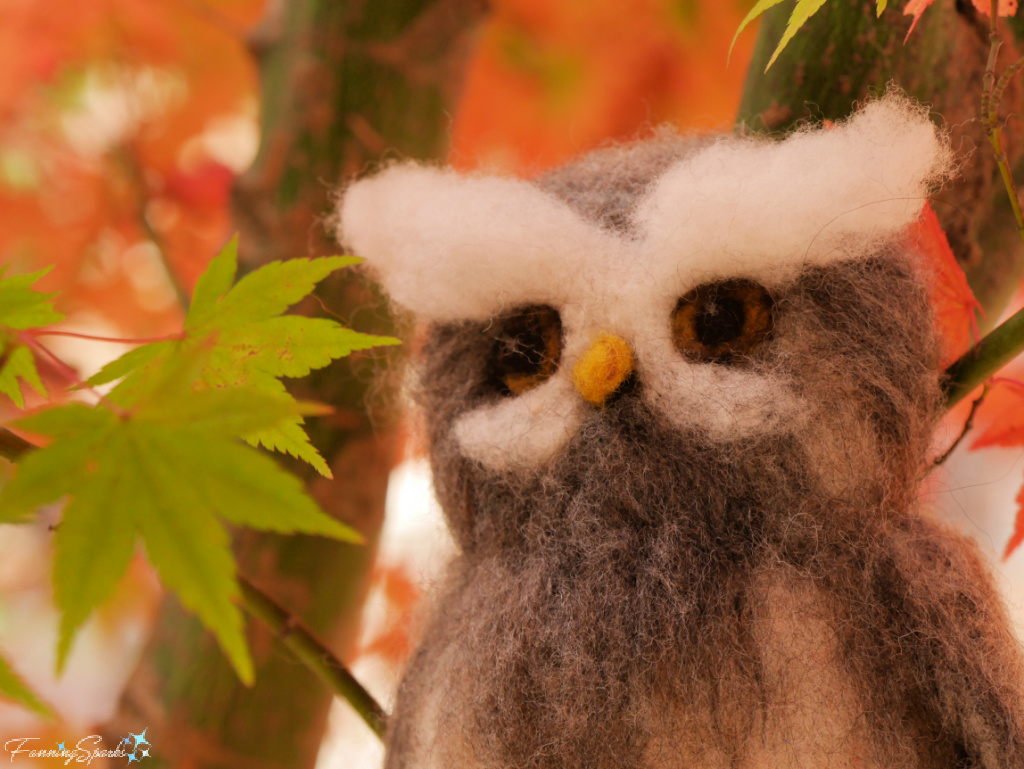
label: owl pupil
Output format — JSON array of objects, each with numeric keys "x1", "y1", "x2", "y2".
[
  {"x1": 498, "y1": 327, "x2": 546, "y2": 373},
  {"x1": 694, "y1": 296, "x2": 746, "y2": 347},
  {"x1": 488, "y1": 305, "x2": 563, "y2": 396},
  {"x1": 671, "y1": 279, "x2": 774, "y2": 364}
]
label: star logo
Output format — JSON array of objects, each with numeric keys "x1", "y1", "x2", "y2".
[
  {"x1": 129, "y1": 729, "x2": 149, "y2": 750},
  {"x1": 121, "y1": 728, "x2": 152, "y2": 762}
]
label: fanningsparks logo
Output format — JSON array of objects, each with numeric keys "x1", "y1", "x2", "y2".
[{"x1": 4, "y1": 728, "x2": 151, "y2": 764}]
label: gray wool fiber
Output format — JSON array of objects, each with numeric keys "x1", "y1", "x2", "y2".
[{"x1": 337, "y1": 96, "x2": 1024, "y2": 769}]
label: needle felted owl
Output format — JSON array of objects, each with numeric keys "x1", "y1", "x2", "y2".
[{"x1": 337, "y1": 93, "x2": 1024, "y2": 769}]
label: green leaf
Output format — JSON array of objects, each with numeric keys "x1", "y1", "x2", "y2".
[
  {"x1": 765, "y1": 0, "x2": 830, "y2": 71},
  {"x1": 215, "y1": 317, "x2": 399, "y2": 380},
  {"x1": 0, "y1": 346, "x2": 46, "y2": 408},
  {"x1": 138, "y1": 386, "x2": 325, "y2": 439},
  {"x1": 84, "y1": 341, "x2": 173, "y2": 388},
  {"x1": 53, "y1": 432, "x2": 136, "y2": 670},
  {"x1": 183, "y1": 253, "x2": 390, "y2": 476},
  {"x1": 729, "y1": 0, "x2": 787, "y2": 63},
  {"x1": 78, "y1": 246, "x2": 395, "y2": 476},
  {"x1": 150, "y1": 428, "x2": 360, "y2": 541},
  {"x1": 245, "y1": 416, "x2": 332, "y2": 479},
  {"x1": 1, "y1": 382, "x2": 353, "y2": 681},
  {"x1": 210, "y1": 256, "x2": 361, "y2": 325},
  {"x1": 0, "y1": 268, "x2": 65, "y2": 330},
  {"x1": 0, "y1": 653, "x2": 52, "y2": 717},
  {"x1": 128, "y1": 433, "x2": 253, "y2": 684},
  {"x1": 186, "y1": 236, "x2": 239, "y2": 330},
  {"x1": 16, "y1": 402, "x2": 115, "y2": 440},
  {"x1": 876, "y1": 0, "x2": 888, "y2": 15},
  {"x1": 0, "y1": 415, "x2": 115, "y2": 523}
]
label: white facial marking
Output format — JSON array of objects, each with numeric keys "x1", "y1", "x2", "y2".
[{"x1": 451, "y1": 372, "x2": 583, "y2": 472}]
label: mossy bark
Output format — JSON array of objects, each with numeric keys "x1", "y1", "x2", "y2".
[
  {"x1": 738, "y1": 0, "x2": 1024, "y2": 323},
  {"x1": 110, "y1": 1, "x2": 486, "y2": 767}
]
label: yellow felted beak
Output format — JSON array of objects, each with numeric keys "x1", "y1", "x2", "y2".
[{"x1": 572, "y1": 334, "x2": 634, "y2": 406}]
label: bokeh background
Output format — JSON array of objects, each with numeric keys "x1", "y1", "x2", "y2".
[{"x1": 1, "y1": 1, "x2": 1023, "y2": 767}]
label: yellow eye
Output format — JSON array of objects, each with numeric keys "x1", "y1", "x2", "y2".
[
  {"x1": 672, "y1": 280, "x2": 775, "y2": 364},
  {"x1": 489, "y1": 305, "x2": 562, "y2": 395}
]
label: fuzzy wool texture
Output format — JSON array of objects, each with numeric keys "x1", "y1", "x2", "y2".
[
  {"x1": 338, "y1": 94, "x2": 954, "y2": 471},
  {"x1": 335, "y1": 93, "x2": 1024, "y2": 769}
]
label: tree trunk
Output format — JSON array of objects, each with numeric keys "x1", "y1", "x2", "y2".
[
  {"x1": 737, "y1": 0, "x2": 1024, "y2": 322},
  {"x1": 111, "y1": 1, "x2": 487, "y2": 767}
]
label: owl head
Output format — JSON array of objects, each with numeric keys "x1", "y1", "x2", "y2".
[{"x1": 336, "y1": 94, "x2": 953, "y2": 552}]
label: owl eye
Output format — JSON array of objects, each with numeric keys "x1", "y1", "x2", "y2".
[
  {"x1": 488, "y1": 305, "x2": 563, "y2": 396},
  {"x1": 671, "y1": 279, "x2": 775, "y2": 364}
]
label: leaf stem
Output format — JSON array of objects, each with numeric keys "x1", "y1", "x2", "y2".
[
  {"x1": 25, "y1": 330, "x2": 185, "y2": 345},
  {"x1": 14, "y1": 334, "x2": 122, "y2": 415},
  {"x1": 237, "y1": 576, "x2": 387, "y2": 740}
]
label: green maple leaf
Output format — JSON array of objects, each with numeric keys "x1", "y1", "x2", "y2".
[
  {"x1": 0, "y1": 268, "x2": 65, "y2": 408},
  {"x1": 0, "y1": 653, "x2": 52, "y2": 718},
  {"x1": 87, "y1": 237, "x2": 399, "y2": 478},
  {"x1": 0, "y1": 267, "x2": 64, "y2": 331},
  {"x1": 729, "y1": 0, "x2": 830, "y2": 71},
  {"x1": 0, "y1": 352, "x2": 360, "y2": 684},
  {"x1": 0, "y1": 658, "x2": 50, "y2": 718},
  {"x1": 0, "y1": 345, "x2": 47, "y2": 408}
]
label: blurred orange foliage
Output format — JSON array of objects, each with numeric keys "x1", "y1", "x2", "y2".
[
  {"x1": 0, "y1": 0, "x2": 265, "y2": 335},
  {"x1": 450, "y1": 0, "x2": 757, "y2": 174}
]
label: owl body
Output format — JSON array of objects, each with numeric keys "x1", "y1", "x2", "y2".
[{"x1": 338, "y1": 96, "x2": 1024, "y2": 769}]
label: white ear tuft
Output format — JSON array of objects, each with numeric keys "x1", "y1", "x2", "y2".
[
  {"x1": 637, "y1": 91, "x2": 954, "y2": 286},
  {"x1": 336, "y1": 163, "x2": 611, "y2": 322}
]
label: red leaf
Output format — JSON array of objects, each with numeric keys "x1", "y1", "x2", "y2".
[
  {"x1": 904, "y1": 0, "x2": 1016, "y2": 42},
  {"x1": 164, "y1": 163, "x2": 234, "y2": 210},
  {"x1": 902, "y1": 0, "x2": 935, "y2": 42},
  {"x1": 1004, "y1": 482, "x2": 1024, "y2": 559},
  {"x1": 971, "y1": 376, "x2": 1024, "y2": 449},
  {"x1": 904, "y1": 202, "x2": 980, "y2": 368}
]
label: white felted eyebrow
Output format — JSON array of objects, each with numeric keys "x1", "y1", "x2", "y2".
[
  {"x1": 337, "y1": 163, "x2": 617, "y2": 322},
  {"x1": 634, "y1": 94, "x2": 953, "y2": 287}
]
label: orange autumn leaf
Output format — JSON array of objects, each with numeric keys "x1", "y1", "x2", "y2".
[
  {"x1": 904, "y1": 202, "x2": 980, "y2": 368},
  {"x1": 968, "y1": 377, "x2": 1024, "y2": 559},
  {"x1": 1006, "y1": 484, "x2": 1024, "y2": 559},
  {"x1": 354, "y1": 564, "x2": 422, "y2": 667},
  {"x1": 971, "y1": 374, "x2": 1024, "y2": 450},
  {"x1": 904, "y1": 0, "x2": 1017, "y2": 41}
]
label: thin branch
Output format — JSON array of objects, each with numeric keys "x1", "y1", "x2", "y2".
[
  {"x1": 942, "y1": 4, "x2": 1024, "y2": 411},
  {"x1": 944, "y1": 302, "x2": 1024, "y2": 409},
  {"x1": 116, "y1": 145, "x2": 192, "y2": 312},
  {"x1": 237, "y1": 577, "x2": 387, "y2": 740},
  {"x1": 982, "y1": 0, "x2": 1024, "y2": 247},
  {"x1": 934, "y1": 384, "x2": 988, "y2": 466}
]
